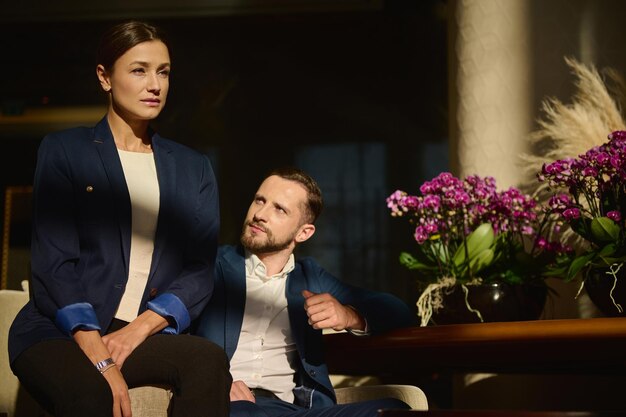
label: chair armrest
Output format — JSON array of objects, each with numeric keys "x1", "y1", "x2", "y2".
[{"x1": 334, "y1": 384, "x2": 428, "y2": 410}]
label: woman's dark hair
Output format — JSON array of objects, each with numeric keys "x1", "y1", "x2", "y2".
[{"x1": 96, "y1": 21, "x2": 170, "y2": 72}]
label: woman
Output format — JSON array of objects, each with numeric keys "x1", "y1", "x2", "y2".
[{"x1": 8, "y1": 21, "x2": 230, "y2": 417}]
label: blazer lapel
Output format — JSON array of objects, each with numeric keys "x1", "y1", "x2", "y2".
[
  {"x1": 149, "y1": 133, "x2": 176, "y2": 281},
  {"x1": 93, "y1": 118, "x2": 131, "y2": 272},
  {"x1": 286, "y1": 265, "x2": 326, "y2": 367},
  {"x1": 286, "y1": 265, "x2": 310, "y2": 354},
  {"x1": 222, "y1": 247, "x2": 247, "y2": 359}
]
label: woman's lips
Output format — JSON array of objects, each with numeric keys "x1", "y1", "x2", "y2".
[{"x1": 141, "y1": 99, "x2": 161, "y2": 107}]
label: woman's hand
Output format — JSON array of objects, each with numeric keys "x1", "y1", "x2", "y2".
[
  {"x1": 73, "y1": 330, "x2": 132, "y2": 417},
  {"x1": 102, "y1": 365, "x2": 133, "y2": 417},
  {"x1": 103, "y1": 310, "x2": 169, "y2": 368},
  {"x1": 102, "y1": 326, "x2": 146, "y2": 369},
  {"x1": 73, "y1": 312, "x2": 167, "y2": 415}
]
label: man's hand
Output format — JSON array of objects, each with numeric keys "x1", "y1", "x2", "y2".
[
  {"x1": 302, "y1": 290, "x2": 365, "y2": 331},
  {"x1": 230, "y1": 380, "x2": 256, "y2": 403},
  {"x1": 103, "y1": 310, "x2": 168, "y2": 368}
]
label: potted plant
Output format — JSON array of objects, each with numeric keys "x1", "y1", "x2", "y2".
[
  {"x1": 387, "y1": 172, "x2": 568, "y2": 326},
  {"x1": 519, "y1": 57, "x2": 626, "y2": 316},
  {"x1": 539, "y1": 131, "x2": 626, "y2": 316}
]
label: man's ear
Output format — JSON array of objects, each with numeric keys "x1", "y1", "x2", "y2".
[
  {"x1": 295, "y1": 223, "x2": 315, "y2": 244},
  {"x1": 96, "y1": 64, "x2": 112, "y2": 92}
]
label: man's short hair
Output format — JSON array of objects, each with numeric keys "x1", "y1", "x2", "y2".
[{"x1": 266, "y1": 167, "x2": 323, "y2": 224}]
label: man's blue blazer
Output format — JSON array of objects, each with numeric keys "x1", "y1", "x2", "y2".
[
  {"x1": 194, "y1": 245, "x2": 416, "y2": 408},
  {"x1": 9, "y1": 117, "x2": 220, "y2": 365}
]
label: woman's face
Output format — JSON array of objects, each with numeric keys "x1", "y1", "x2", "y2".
[{"x1": 97, "y1": 40, "x2": 170, "y2": 122}]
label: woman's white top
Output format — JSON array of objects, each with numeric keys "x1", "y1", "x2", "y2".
[{"x1": 114, "y1": 149, "x2": 160, "y2": 322}]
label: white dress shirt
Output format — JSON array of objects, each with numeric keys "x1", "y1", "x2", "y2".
[
  {"x1": 114, "y1": 150, "x2": 159, "y2": 322},
  {"x1": 229, "y1": 252, "x2": 298, "y2": 402}
]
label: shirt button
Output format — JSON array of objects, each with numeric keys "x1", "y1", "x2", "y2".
[
  {"x1": 309, "y1": 370, "x2": 316, "y2": 377},
  {"x1": 252, "y1": 373, "x2": 261, "y2": 379}
]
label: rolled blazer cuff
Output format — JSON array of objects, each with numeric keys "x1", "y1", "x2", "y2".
[
  {"x1": 55, "y1": 302, "x2": 101, "y2": 335},
  {"x1": 147, "y1": 293, "x2": 190, "y2": 334}
]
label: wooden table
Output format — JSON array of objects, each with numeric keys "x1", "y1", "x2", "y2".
[
  {"x1": 379, "y1": 411, "x2": 623, "y2": 417},
  {"x1": 324, "y1": 317, "x2": 626, "y2": 376}
]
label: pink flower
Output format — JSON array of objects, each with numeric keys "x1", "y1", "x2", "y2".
[
  {"x1": 562, "y1": 208, "x2": 581, "y2": 220},
  {"x1": 595, "y1": 152, "x2": 610, "y2": 165},
  {"x1": 414, "y1": 226, "x2": 429, "y2": 244},
  {"x1": 607, "y1": 211, "x2": 622, "y2": 222}
]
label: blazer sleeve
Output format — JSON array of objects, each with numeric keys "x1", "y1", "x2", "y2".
[
  {"x1": 147, "y1": 155, "x2": 219, "y2": 333},
  {"x1": 303, "y1": 258, "x2": 417, "y2": 334},
  {"x1": 30, "y1": 135, "x2": 101, "y2": 335}
]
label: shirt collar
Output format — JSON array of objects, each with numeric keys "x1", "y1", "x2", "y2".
[{"x1": 245, "y1": 250, "x2": 295, "y2": 281}]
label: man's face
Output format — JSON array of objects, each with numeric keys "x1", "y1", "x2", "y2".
[{"x1": 240, "y1": 175, "x2": 309, "y2": 254}]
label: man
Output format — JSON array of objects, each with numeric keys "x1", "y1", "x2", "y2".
[{"x1": 195, "y1": 167, "x2": 415, "y2": 417}]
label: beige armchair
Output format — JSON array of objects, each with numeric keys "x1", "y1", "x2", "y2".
[
  {"x1": 125, "y1": 384, "x2": 428, "y2": 417},
  {"x1": 0, "y1": 282, "x2": 173, "y2": 417},
  {"x1": 1, "y1": 283, "x2": 427, "y2": 417},
  {"x1": 1, "y1": 284, "x2": 35, "y2": 417}
]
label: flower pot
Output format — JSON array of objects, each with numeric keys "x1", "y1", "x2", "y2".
[
  {"x1": 430, "y1": 282, "x2": 547, "y2": 325},
  {"x1": 585, "y1": 268, "x2": 626, "y2": 317}
]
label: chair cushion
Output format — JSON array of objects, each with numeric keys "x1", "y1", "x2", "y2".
[{"x1": 129, "y1": 386, "x2": 172, "y2": 417}]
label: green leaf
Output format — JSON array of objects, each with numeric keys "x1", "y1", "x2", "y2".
[
  {"x1": 590, "y1": 216, "x2": 620, "y2": 242},
  {"x1": 469, "y1": 248, "x2": 495, "y2": 275},
  {"x1": 567, "y1": 252, "x2": 596, "y2": 281},
  {"x1": 592, "y1": 253, "x2": 626, "y2": 267},
  {"x1": 399, "y1": 252, "x2": 436, "y2": 271},
  {"x1": 541, "y1": 251, "x2": 576, "y2": 279},
  {"x1": 467, "y1": 223, "x2": 495, "y2": 254},
  {"x1": 430, "y1": 240, "x2": 448, "y2": 264},
  {"x1": 500, "y1": 268, "x2": 526, "y2": 284},
  {"x1": 453, "y1": 223, "x2": 495, "y2": 267},
  {"x1": 597, "y1": 243, "x2": 617, "y2": 257}
]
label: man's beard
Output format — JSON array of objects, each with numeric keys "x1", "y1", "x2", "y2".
[{"x1": 240, "y1": 221, "x2": 295, "y2": 254}]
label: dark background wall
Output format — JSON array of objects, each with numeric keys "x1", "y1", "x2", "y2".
[{"x1": 0, "y1": 0, "x2": 449, "y2": 303}]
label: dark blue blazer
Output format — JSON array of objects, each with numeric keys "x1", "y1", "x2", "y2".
[
  {"x1": 195, "y1": 245, "x2": 416, "y2": 408},
  {"x1": 9, "y1": 117, "x2": 219, "y2": 365}
]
